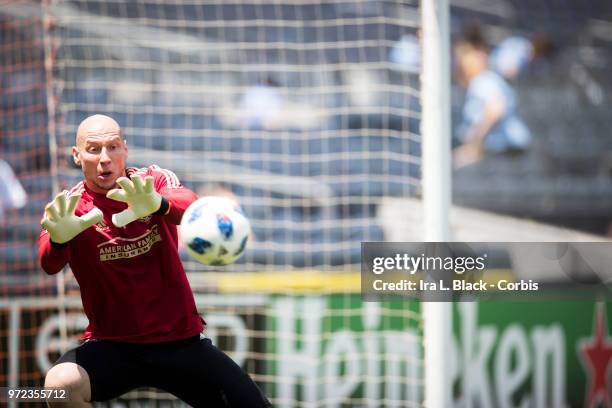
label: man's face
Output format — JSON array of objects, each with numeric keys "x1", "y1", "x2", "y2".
[
  {"x1": 455, "y1": 43, "x2": 487, "y2": 86},
  {"x1": 72, "y1": 116, "x2": 128, "y2": 193}
]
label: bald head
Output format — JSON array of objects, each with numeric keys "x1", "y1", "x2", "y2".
[
  {"x1": 76, "y1": 114, "x2": 122, "y2": 147},
  {"x1": 73, "y1": 114, "x2": 128, "y2": 193}
]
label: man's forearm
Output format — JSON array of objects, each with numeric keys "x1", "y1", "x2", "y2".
[
  {"x1": 160, "y1": 188, "x2": 198, "y2": 224},
  {"x1": 38, "y1": 231, "x2": 70, "y2": 275},
  {"x1": 464, "y1": 99, "x2": 505, "y2": 148}
]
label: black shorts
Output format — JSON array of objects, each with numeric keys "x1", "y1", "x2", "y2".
[{"x1": 55, "y1": 335, "x2": 271, "y2": 407}]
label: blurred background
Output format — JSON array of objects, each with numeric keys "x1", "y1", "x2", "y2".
[{"x1": 1, "y1": 0, "x2": 611, "y2": 407}]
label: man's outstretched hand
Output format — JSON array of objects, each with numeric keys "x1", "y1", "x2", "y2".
[
  {"x1": 42, "y1": 192, "x2": 103, "y2": 244},
  {"x1": 107, "y1": 174, "x2": 162, "y2": 227}
]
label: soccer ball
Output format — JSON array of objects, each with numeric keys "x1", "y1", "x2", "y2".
[{"x1": 180, "y1": 196, "x2": 251, "y2": 266}]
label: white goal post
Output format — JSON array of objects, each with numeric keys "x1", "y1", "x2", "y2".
[{"x1": 421, "y1": 0, "x2": 453, "y2": 407}]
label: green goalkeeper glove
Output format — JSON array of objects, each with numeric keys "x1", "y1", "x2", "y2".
[
  {"x1": 41, "y1": 192, "x2": 103, "y2": 244},
  {"x1": 106, "y1": 174, "x2": 162, "y2": 228}
]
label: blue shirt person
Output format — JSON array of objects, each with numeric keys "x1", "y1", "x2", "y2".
[{"x1": 453, "y1": 38, "x2": 531, "y2": 168}]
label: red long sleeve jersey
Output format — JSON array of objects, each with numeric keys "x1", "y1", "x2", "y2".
[{"x1": 38, "y1": 165, "x2": 204, "y2": 343}]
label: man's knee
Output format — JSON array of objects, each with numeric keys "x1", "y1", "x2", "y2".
[{"x1": 45, "y1": 362, "x2": 91, "y2": 406}]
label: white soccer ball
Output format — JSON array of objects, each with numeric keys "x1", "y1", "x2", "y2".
[{"x1": 180, "y1": 196, "x2": 251, "y2": 266}]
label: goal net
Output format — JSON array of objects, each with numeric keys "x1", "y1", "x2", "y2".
[{"x1": 1, "y1": 1, "x2": 424, "y2": 407}]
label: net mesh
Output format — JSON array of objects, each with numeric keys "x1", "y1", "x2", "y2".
[{"x1": 0, "y1": 1, "x2": 54, "y2": 295}]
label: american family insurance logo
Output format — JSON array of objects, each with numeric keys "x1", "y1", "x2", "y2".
[{"x1": 97, "y1": 225, "x2": 162, "y2": 261}]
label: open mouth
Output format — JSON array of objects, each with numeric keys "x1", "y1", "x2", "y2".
[{"x1": 98, "y1": 171, "x2": 113, "y2": 180}]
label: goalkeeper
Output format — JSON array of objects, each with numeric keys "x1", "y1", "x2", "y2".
[{"x1": 38, "y1": 114, "x2": 271, "y2": 407}]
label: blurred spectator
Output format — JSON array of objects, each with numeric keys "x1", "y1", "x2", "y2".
[
  {"x1": 453, "y1": 27, "x2": 531, "y2": 168},
  {"x1": 239, "y1": 77, "x2": 284, "y2": 129},
  {"x1": 389, "y1": 33, "x2": 421, "y2": 74},
  {"x1": 197, "y1": 182, "x2": 238, "y2": 201},
  {"x1": 0, "y1": 159, "x2": 27, "y2": 223},
  {"x1": 231, "y1": 76, "x2": 322, "y2": 130},
  {"x1": 490, "y1": 33, "x2": 555, "y2": 80}
]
